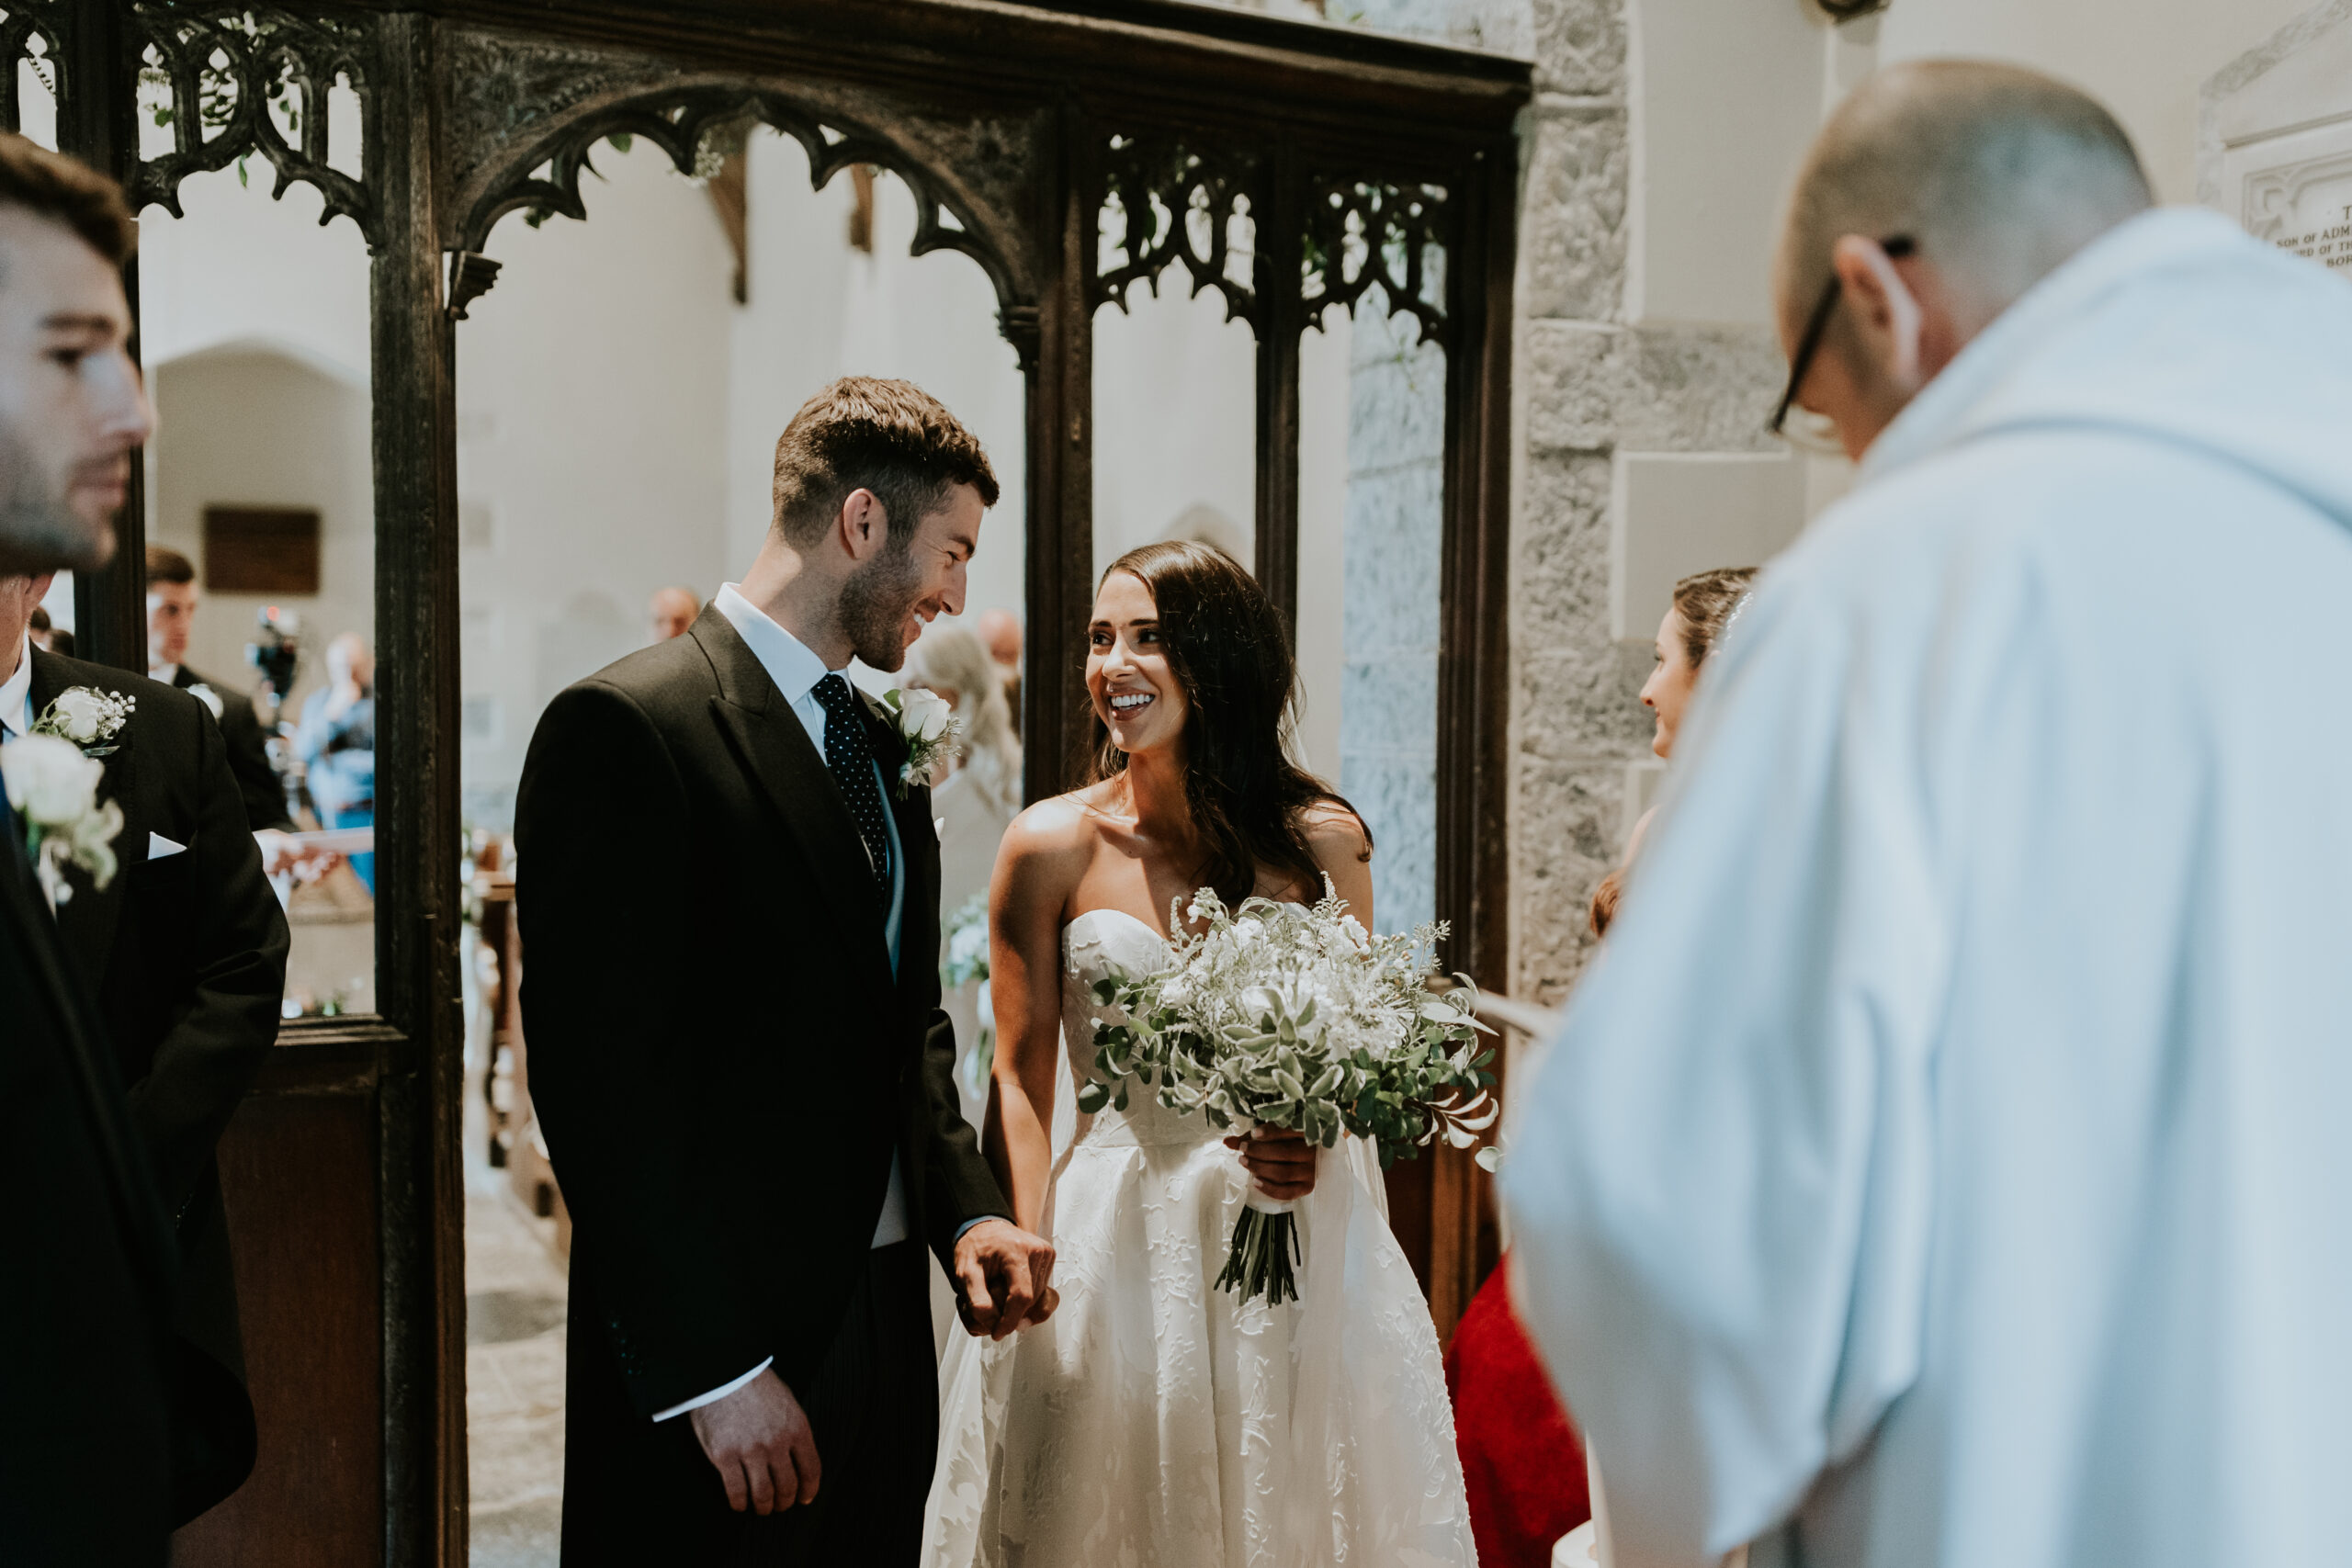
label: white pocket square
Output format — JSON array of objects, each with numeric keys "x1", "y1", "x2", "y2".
[{"x1": 148, "y1": 831, "x2": 187, "y2": 860}]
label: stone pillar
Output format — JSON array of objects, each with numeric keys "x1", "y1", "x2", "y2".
[{"x1": 1509, "y1": 0, "x2": 1805, "y2": 1006}]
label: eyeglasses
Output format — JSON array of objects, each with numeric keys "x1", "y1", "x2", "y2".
[{"x1": 1768, "y1": 234, "x2": 1917, "y2": 437}]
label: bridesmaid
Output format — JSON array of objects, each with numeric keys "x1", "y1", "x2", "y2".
[{"x1": 1448, "y1": 564, "x2": 1757, "y2": 1568}]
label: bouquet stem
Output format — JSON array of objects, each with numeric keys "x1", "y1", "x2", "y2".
[{"x1": 1216, "y1": 1194, "x2": 1302, "y2": 1306}]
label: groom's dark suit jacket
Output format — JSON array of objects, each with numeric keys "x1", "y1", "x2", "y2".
[
  {"x1": 515, "y1": 605, "x2": 1008, "y2": 1427},
  {"x1": 1, "y1": 744, "x2": 177, "y2": 1562},
  {"x1": 33, "y1": 651, "x2": 290, "y2": 1518}
]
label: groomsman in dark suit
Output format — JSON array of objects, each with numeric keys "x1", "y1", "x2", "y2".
[
  {"x1": 3, "y1": 567, "x2": 290, "y2": 1521},
  {"x1": 0, "y1": 133, "x2": 175, "y2": 1563},
  {"x1": 143, "y1": 544, "x2": 296, "y2": 832},
  {"x1": 516, "y1": 378, "x2": 1057, "y2": 1564}
]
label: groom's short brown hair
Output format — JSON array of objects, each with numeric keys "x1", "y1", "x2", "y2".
[{"x1": 770, "y1": 377, "x2": 999, "y2": 547}]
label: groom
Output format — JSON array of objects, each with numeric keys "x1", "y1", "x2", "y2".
[{"x1": 515, "y1": 377, "x2": 1054, "y2": 1564}]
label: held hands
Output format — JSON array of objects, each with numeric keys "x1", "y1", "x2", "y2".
[
  {"x1": 1224, "y1": 1126, "x2": 1319, "y2": 1201},
  {"x1": 953, "y1": 1217, "x2": 1058, "y2": 1340},
  {"x1": 688, "y1": 1370, "x2": 820, "y2": 1515}
]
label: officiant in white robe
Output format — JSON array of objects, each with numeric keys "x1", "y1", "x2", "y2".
[{"x1": 1505, "y1": 63, "x2": 2352, "y2": 1568}]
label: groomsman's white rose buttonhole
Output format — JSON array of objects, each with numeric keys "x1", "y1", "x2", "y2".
[
  {"x1": 1, "y1": 731, "x2": 124, "y2": 908},
  {"x1": 1080, "y1": 886, "x2": 1498, "y2": 1306},
  {"x1": 187, "y1": 682, "x2": 224, "y2": 720},
  {"x1": 885, "y1": 685, "x2": 959, "y2": 797},
  {"x1": 33, "y1": 684, "x2": 135, "y2": 757}
]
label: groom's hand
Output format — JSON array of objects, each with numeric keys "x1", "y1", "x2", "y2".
[
  {"x1": 954, "y1": 1217, "x2": 1057, "y2": 1340},
  {"x1": 688, "y1": 1370, "x2": 820, "y2": 1514}
]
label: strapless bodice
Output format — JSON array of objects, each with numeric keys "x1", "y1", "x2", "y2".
[{"x1": 1060, "y1": 908, "x2": 1212, "y2": 1151}]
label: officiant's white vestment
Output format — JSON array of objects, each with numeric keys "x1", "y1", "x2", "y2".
[{"x1": 1504, "y1": 209, "x2": 2352, "y2": 1568}]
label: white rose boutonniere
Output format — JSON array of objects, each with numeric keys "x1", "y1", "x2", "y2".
[
  {"x1": 1, "y1": 732, "x2": 124, "y2": 908},
  {"x1": 883, "y1": 685, "x2": 960, "y2": 798},
  {"x1": 32, "y1": 684, "x2": 135, "y2": 757},
  {"x1": 187, "y1": 682, "x2": 225, "y2": 721}
]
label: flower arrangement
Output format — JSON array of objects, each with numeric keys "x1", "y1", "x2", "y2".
[
  {"x1": 884, "y1": 686, "x2": 959, "y2": 797},
  {"x1": 32, "y1": 684, "x2": 135, "y2": 756},
  {"x1": 1080, "y1": 884, "x2": 1498, "y2": 1305},
  {"x1": 941, "y1": 893, "x2": 995, "y2": 1099},
  {"x1": 2, "y1": 732, "x2": 125, "y2": 908}
]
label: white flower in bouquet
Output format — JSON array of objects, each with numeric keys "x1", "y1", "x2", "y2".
[
  {"x1": 2, "y1": 732, "x2": 124, "y2": 907},
  {"x1": 884, "y1": 685, "x2": 961, "y2": 796},
  {"x1": 1080, "y1": 882, "x2": 1498, "y2": 1305}
]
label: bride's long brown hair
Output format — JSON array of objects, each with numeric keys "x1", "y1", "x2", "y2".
[{"x1": 1087, "y1": 540, "x2": 1368, "y2": 907}]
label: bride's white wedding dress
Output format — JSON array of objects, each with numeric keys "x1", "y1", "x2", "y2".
[{"x1": 923, "y1": 908, "x2": 1476, "y2": 1567}]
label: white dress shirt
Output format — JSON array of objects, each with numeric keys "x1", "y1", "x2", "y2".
[
  {"x1": 652, "y1": 585, "x2": 911, "y2": 1424},
  {"x1": 1, "y1": 635, "x2": 30, "y2": 739}
]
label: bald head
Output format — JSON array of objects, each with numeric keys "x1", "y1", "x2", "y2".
[{"x1": 1777, "y1": 62, "x2": 2152, "y2": 340}]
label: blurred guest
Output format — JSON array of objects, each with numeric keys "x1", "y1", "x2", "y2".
[
  {"x1": 4, "y1": 570, "x2": 289, "y2": 1525},
  {"x1": 145, "y1": 545, "x2": 293, "y2": 831},
  {"x1": 905, "y1": 618, "x2": 1022, "y2": 916},
  {"x1": 0, "y1": 130, "x2": 177, "y2": 1563},
  {"x1": 1508, "y1": 62, "x2": 2352, "y2": 1568},
  {"x1": 27, "y1": 599, "x2": 68, "y2": 654},
  {"x1": 975, "y1": 605, "x2": 1022, "y2": 739},
  {"x1": 295, "y1": 632, "x2": 377, "y2": 896},
  {"x1": 648, "y1": 584, "x2": 701, "y2": 642}
]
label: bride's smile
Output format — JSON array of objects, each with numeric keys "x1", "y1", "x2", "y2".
[{"x1": 1087, "y1": 570, "x2": 1188, "y2": 752}]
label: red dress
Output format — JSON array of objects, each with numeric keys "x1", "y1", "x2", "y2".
[{"x1": 1444, "y1": 1254, "x2": 1590, "y2": 1568}]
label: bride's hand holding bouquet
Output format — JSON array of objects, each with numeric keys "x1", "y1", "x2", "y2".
[{"x1": 1078, "y1": 883, "x2": 1498, "y2": 1305}]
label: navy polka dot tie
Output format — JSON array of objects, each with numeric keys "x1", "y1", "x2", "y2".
[{"x1": 812, "y1": 672, "x2": 892, "y2": 896}]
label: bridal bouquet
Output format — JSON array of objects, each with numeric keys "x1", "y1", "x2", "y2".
[{"x1": 1078, "y1": 885, "x2": 1498, "y2": 1305}]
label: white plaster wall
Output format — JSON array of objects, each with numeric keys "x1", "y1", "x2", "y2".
[
  {"x1": 1870, "y1": 0, "x2": 2321, "y2": 205},
  {"x1": 147, "y1": 348, "x2": 375, "y2": 713},
  {"x1": 455, "y1": 140, "x2": 738, "y2": 824}
]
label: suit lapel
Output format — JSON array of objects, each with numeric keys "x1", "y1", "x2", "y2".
[
  {"x1": 0, "y1": 795, "x2": 174, "y2": 1308},
  {"x1": 692, "y1": 611, "x2": 896, "y2": 993},
  {"x1": 28, "y1": 650, "x2": 135, "y2": 985}
]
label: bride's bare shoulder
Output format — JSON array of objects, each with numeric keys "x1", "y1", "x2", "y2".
[{"x1": 999, "y1": 785, "x2": 1117, "y2": 877}]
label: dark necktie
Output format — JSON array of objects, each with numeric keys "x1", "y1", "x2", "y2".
[{"x1": 811, "y1": 672, "x2": 892, "y2": 897}]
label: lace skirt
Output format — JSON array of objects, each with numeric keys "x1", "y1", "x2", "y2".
[{"x1": 923, "y1": 1122, "x2": 1476, "y2": 1568}]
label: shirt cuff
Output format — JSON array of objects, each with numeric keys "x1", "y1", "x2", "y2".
[
  {"x1": 953, "y1": 1216, "x2": 1006, "y2": 1246},
  {"x1": 650, "y1": 1356, "x2": 773, "y2": 1424}
]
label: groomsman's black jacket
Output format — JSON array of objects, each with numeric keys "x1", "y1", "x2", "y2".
[
  {"x1": 1, "y1": 750, "x2": 177, "y2": 1562},
  {"x1": 35, "y1": 650, "x2": 292, "y2": 1518},
  {"x1": 169, "y1": 663, "x2": 294, "y2": 831},
  {"x1": 515, "y1": 605, "x2": 1010, "y2": 1419}
]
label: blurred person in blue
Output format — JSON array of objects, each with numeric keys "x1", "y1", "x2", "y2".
[
  {"x1": 295, "y1": 631, "x2": 376, "y2": 895},
  {"x1": 1505, "y1": 61, "x2": 2352, "y2": 1568}
]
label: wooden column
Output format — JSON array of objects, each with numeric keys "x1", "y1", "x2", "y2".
[
  {"x1": 1427, "y1": 140, "x2": 1519, "y2": 1337},
  {"x1": 367, "y1": 17, "x2": 467, "y2": 1565},
  {"x1": 57, "y1": 1, "x2": 147, "y2": 672},
  {"x1": 1023, "y1": 103, "x2": 1097, "y2": 804},
  {"x1": 1252, "y1": 140, "x2": 1302, "y2": 635}
]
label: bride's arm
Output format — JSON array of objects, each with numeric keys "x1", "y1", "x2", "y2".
[
  {"x1": 983, "y1": 803, "x2": 1085, "y2": 1235},
  {"x1": 1306, "y1": 801, "x2": 1375, "y2": 931}
]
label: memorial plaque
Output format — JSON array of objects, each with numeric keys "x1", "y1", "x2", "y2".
[
  {"x1": 2205, "y1": 6, "x2": 2352, "y2": 277},
  {"x1": 203, "y1": 505, "x2": 322, "y2": 594}
]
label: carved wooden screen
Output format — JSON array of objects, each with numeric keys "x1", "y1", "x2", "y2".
[{"x1": 4, "y1": 2, "x2": 1525, "y2": 1561}]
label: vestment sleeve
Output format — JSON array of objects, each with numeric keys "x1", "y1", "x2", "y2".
[{"x1": 1503, "y1": 582, "x2": 1950, "y2": 1568}]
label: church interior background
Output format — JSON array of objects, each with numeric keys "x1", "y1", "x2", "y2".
[{"x1": 8, "y1": 0, "x2": 2343, "y2": 1560}]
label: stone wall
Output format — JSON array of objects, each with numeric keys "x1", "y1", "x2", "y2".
[{"x1": 1509, "y1": 0, "x2": 1798, "y2": 1006}]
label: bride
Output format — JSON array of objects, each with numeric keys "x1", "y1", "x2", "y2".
[{"x1": 923, "y1": 540, "x2": 1477, "y2": 1566}]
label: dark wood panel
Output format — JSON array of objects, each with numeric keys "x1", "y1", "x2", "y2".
[
  {"x1": 174, "y1": 1088, "x2": 384, "y2": 1568},
  {"x1": 204, "y1": 507, "x2": 323, "y2": 594}
]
